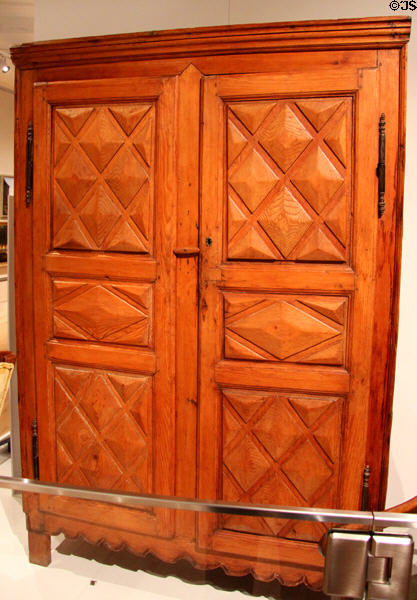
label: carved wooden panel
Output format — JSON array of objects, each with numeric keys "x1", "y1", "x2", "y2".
[
  {"x1": 53, "y1": 279, "x2": 152, "y2": 347},
  {"x1": 227, "y1": 98, "x2": 351, "y2": 262},
  {"x1": 53, "y1": 104, "x2": 154, "y2": 253},
  {"x1": 221, "y1": 389, "x2": 343, "y2": 541},
  {"x1": 224, "y1": 292, "x2": 347, "y2": 365},
  {"x1": 54, "y1": 365, "x2": 152, "y2": 494}
]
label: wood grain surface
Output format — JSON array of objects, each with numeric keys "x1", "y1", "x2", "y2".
[{"x1": 12, "y1": 18, "x2": 410, "y2": 589}]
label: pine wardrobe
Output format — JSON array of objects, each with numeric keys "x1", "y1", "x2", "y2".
[{"x1": 11, "y1": 17, "x2": 410, "y2": 589}]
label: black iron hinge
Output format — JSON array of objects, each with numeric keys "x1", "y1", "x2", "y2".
[
  {"x1": 25, "y1": 121, "x2": 33, "y2": 207},
  {"x1": 377, "y1": 114, "x2": 386, "y2": 218},
  {"x1": 31, "y1": 419, "x2": 39, "y2": 480},
  {"x1": 361, "y1": 464, "x2": 371, "y2": 511}
]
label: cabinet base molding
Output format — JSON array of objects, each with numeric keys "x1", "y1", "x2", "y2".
[{"x1": 28, "y1": 511, "x2": 324, "y2": 589}]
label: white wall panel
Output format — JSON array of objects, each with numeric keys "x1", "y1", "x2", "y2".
[{"x1": 0, "y1": 89, "x2": 13, "y2": 175}]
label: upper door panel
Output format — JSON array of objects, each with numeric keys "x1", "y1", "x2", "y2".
[
  {"x1": 227, "y1": 97, "x2": 352, "y2": 263},
  {"x1": 52, "y1": 103, "x2": 155, "y2": 255}
]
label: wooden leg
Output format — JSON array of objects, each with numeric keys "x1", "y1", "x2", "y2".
[{"x1": 28, "y1": 531, "x2": 51, "y2": 566}]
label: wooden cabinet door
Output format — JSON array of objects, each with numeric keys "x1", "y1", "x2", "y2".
[
  {"x1": 198, "y1": 64, "x2": 382, "y2": 572},
  {"x1": 32, "y1": 76, "x2": 178, "y2": 537}
]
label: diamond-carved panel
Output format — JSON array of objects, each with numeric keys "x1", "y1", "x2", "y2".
[
  {"x1": 53, "y1": 279, "x2": 152, "y2": 347},
  {"x1": 252, "y1": 400, "x2": 304, "y2": 461},
  {"x1": 79, "y1": 110, "x2": 124, "y2": 172},
  {"x1": 291, "y1": 146, "x2": 343, "y2": 214},
  {"x1": 258, "y1": 104, "x2": 312, "y2": 172},
  {"x1": 56, "y1": 107, "x2": 93, "y2": 136},
  {"x1": 54, "y1": 365, "x2": 151, "y2": 495},
  {"x1": 54, "y1": 124, "x2": 71, "y2": 165},
  {"x1": 79, "y1": 444, "x2": 123, "y2": 489},
  {"x1": 224, "y1": 434, "x2": 270, "y2": 490},
  {"x1": 79, "y1": 187, "x2": 120, "y2": 246},
  {"x1": 282, "y1": 440, "x2": 333, "y2": 500},
  {"x1": 227, "y1": 97, "x2": 351, "y2": 263},
  {"x1": 79, "y1": 374, "x2": 121, "y2": 431},
  {"x1": 229, "y1": 101, "x2": 276, "y2": 134},
  {"x1": 221, "y1": 389, "x2": 343, "y2": 542},
  {"x1": 258, "y1": 187, "x2": 312, "y2": 256},
  {"x1": 53, "y1": 103, "x2": 154, "y2": 254},
  {"x1": 104, "y1": 147, "x2": 148, "y2": 208},
  {"x1": 55, "y1": 147, "x2": 97, "y2": 207},
  {"x1": 224, "y1": 292, "x2": 347, "y2": 365},
  {"x1": 103, "y1": 413, "x2": 147, "y2": 470},
  {"x1": 229, "y1": 150, "x2": 278, "y2": 213}
]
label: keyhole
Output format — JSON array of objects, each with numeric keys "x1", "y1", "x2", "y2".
[{"x1": 206, "y1": 237, "x2": 213, "y2": 246}]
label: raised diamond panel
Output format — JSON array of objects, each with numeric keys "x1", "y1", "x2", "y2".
[
  {"x1": 258, "y1": 104, "x2": 312, "y2": 172},
  {"x1": 224, "y1": 389, "x2": 268, "y2": 423},
  {"x1": 53, "y1": 279, "x2": 152, "y2": 347},
  {"x1": 104, "y1": 147, "x2": 147, "y2": 208},
  {"x1": 224, "y1": 434, "x2": 270, "y2": 490},
  {"x1": 229, "y1": 101, "x2": 276, "y2": 133},
  {"x1": 58, "y1": 405, "x2": 95, "y2": 461},
  {"x1": 282, "y1": 440, "x2": 333, "y2": 500},
  {"x1": 228, "y1": 196, "x2": 247, "y2": 240},
  {"x1": 103, "y1": 413, "x2": 147, "y2": 470},
  {"x1": 251, "y1": 473, "x2": 300, "y2": 535},
  {"x1": 296, "y1": 99, "x2": 342, "y2": 131},
  {"x1": 109, "y1": 105, "x2": 151, "y2": 135},
  {"x1": 221, "y1": 390, "x2": 343, "y2": 542},
  {"x1": 55, "y1": 365, "x2": 151, "y2": 494},
  {"x1": 79, "y1": 109, "x2": 124, "y2": 172},
  {"x1": 228, "y1": 300, "x2": 338, "y2": 359},
  {"x1": 293, "y1": 226, "x2": 345, "y2": 261},
  {"x1": 325, "y1": 193, "x2": 348, "y2": 245},
  {"x1": 227, "y1": 120, "x2": 247, "y2": 166},
  {"x1": 227, "y1": 227, "x2": 277, "y2": 260},
  {"x1": 79, "y1": 444, "x2": 123, "y2": 488},
  {"x1": 79, "y1": 373, "x2": 122, "y2": 431},
  {"x1": 103, "y1": 220, "x2": 148, "y2": 253},
  {"x1": 54, "y1": 124, "x2": 71, "y2": 165},
  {"x1": 291, "y1": 146, "x2": 343, "y2": 213},
  {"x1": 325, "y1": 112, "x2": 348, "y2": 166},
  {"x1": 55, "y1": 147, "x2": 97, "y2": 207},
  {"x1": 229, "y1": 150, "x2": 278, "y2": 213},
  {"x1": 258, "y1": 187, "x2": 312, "y2": 256},
  {"x1": 56, "y1": 107, "x2": 94, "y2": 136},
  {"x1": 224, "y1": 292, "x2": 347, "y2": 365},
  {"x1": 132, "y1": 112, "x2": 153, "y2": 166},
  {"x1": 227, "y1": 97, "x2": 351, "y2": 263},
  {"x1": 53, "y1": 103, "x2": 154, "y2": 254},
  {"x1": 253, "y1": 400, "x2": 304, "y2": 461},
  {"x1": 79, "y1": 187, "x2": 120, "y2": 246}
]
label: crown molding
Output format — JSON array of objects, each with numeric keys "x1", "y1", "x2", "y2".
[{"x1": 11, "y1": 16, "x2": 411, "y2": 70}]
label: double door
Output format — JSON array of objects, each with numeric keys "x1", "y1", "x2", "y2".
[{"x1": 31, "y1": 57, "x2": 385, "y2": 575}]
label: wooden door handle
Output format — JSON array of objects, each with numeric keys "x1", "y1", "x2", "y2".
[{"x1": 173, "y1": 247, "x2": 200, "y2": 257}]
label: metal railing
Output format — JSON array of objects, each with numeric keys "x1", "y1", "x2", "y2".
[{"x1": 0, "y1": 474, "x2": 416, "y2": 530}]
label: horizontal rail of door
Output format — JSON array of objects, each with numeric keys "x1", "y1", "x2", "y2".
[{"x1": 0, "y1": 475, "x2": 416, "y2": 530}]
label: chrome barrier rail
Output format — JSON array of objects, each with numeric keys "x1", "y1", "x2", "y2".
[
  {"x1": 1, "y1": 474, "x2": 416, "y2": 599},
  {"x1": 0, "y1": 474, "x2": 416, "y2": 529}
]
